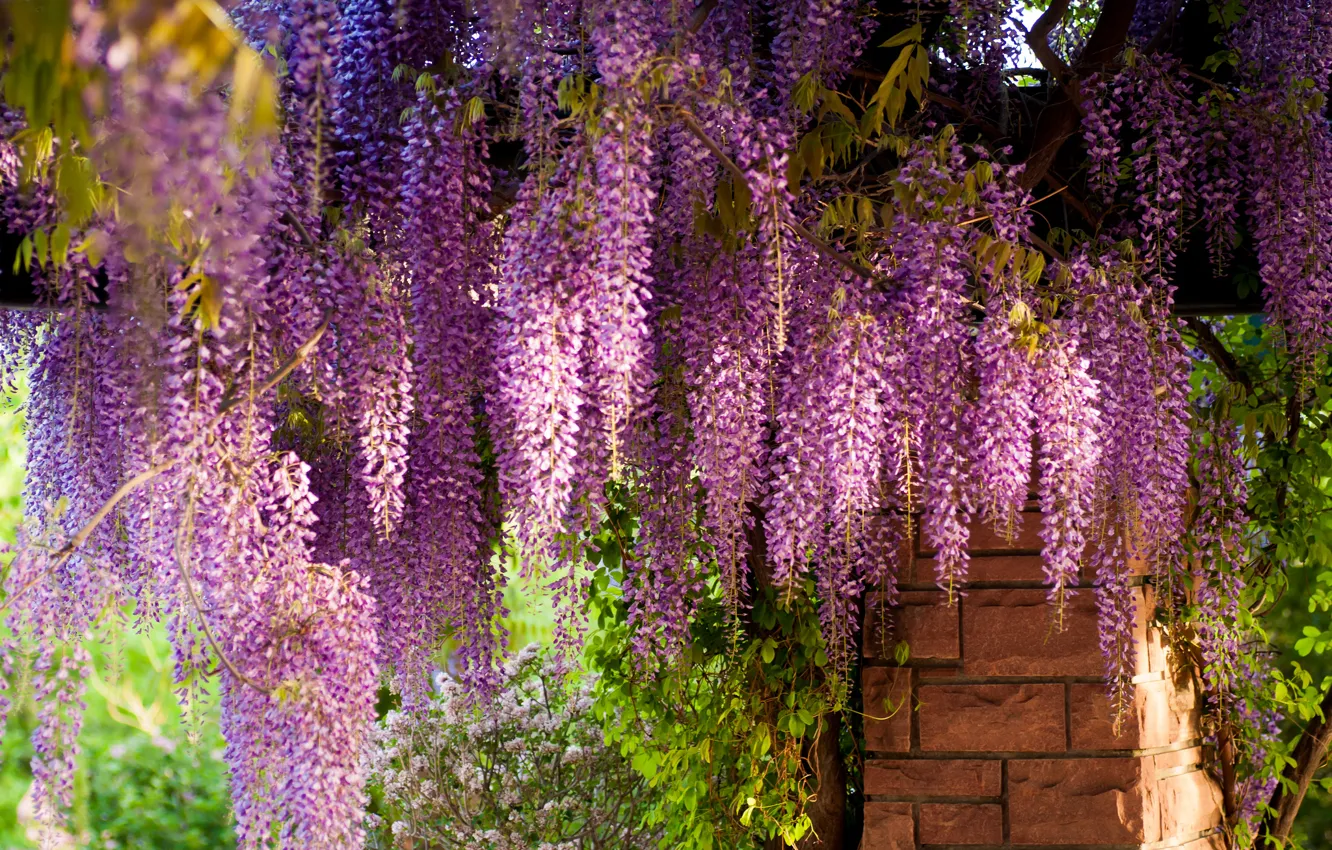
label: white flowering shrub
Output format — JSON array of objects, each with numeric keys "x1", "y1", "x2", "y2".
[{"x1": 367, "y1": 643, "x2": 660, "y2": 850}]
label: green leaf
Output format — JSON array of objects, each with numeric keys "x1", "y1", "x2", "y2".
[
  {"x1": 872, "y1": 46, "x2": 915, "y2": 111},
  {"x1": 893, "y1": 640, "x2": 911, "y2": 665},
  {"x1": 907, "y1": 45, "x2": 929, "y2": 101},
  {"x1": 880, "y1": 23, "x2": 922, "y2": 48},
  {"x1": 76, "y1": 228, "x2": 109, "y2": 268},
  {"x1": 51, "y1": 223, "x2": 70, "y2": 268},
  {"x1": 33, "y1": 228, "x2": 48, "y2": 269},
  {"x1": 817, "y1": 90, "x2": 857, "y2": 126}
]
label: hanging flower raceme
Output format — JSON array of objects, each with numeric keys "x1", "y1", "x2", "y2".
[
  {"x1": 678, "y1": 244, "x2": 774, "y2": 618},
  {"x1": 586, "y1": 0, "x2": 663, "y2": 479},
  {"x1": 1064, "y1": 246, "x2": 1190, "y2": 700},
  {"x1": 765, "y1": 265, "x2": 893, "y2": 670},
  {"x1": 881, "y1": 133, "x2": 978, "y2": 597},
  {"x1": 738, "y1": 119, "x2": 797, "y2": 354},
  {"x1": 1232, "y1": 0, "x2": 1332, "y2": 356},
  {"x1": 495, "y1": 144, "x2": 597, "y2": 571},
  {"x1": 1121, "y1": 57, "x2": 1199, "y2": 286},
  {"x1": 967, "y1": 161, "x2": 1040, "y2": 540},
  {"x1": 770, "y1": 0, "x2": 872, "y2": 92},
  {"x1": 969, "y1": 305, "x2": 1036, "y2": 537},
  {"x1": 1031, "y1": 333, "x2": 1101, "y2": 610},
  {"x1": 391, "y1": 84, "x2": 502, "y2": 694},
  {"x1": 333, "y1": 0, "x2": 404, "y2": 231},
  {"x1": 623, "y1": 328, "x2": 703, "y2": 660},
  {"x1": 1191, "y1": 416, "x2": 1250, "y2": 699},
  {"x1": 283, "y1": 0, "x2": 341, "y2": 217}
]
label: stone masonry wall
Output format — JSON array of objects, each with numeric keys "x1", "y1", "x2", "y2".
[{"x1": 860, "y1": 506, "x2": 1227, "y2": 849}]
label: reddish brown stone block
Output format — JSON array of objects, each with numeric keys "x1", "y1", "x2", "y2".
[
  {"x1": 1175, "y1": 834, "x2": 1227, "y2": 850},
  {"x1": 1008, "y1": 758, "x2": 1152, "y2": 844},
  {"x1": 966, "y1": 554, "x2": 1048, "y2": 583},
  {"x1": 863, "y1": 667, "x2": 911, "y2": 753},
  {"x1": 918, "y1": 683, "x2": 1064, "y2": 752},
  {"x1": 963, "y1": 589, "x2": 1103, "y2": 677},
  {"x1": 864, "y1": 591, "x2": 960, "y2": 662},
  {"x1": 1070, "y1": 680, "x2": 1197, "y2": 751},
  {"x1": 919, "y1": 803, "x2": 1002, "y2": 845},
  {"x1": 915, "y1": 514, "x2": 1043, "y2": 556},
  {"x1": 862, "y1": 802, "x2": 915, "y2": 850},
  {"x1": 1153, "y1": 745, "x2": 1204, "y2": 773},
  {"x1": 964, "y1": 513, "x2": 1045, "y2": 554},
  {"x1": 864, "y1": 759, "x2": 1002, "y2": 797},
  {"x1": 1128, "y1": 586, "x2": 1171, "y2": 675},
  {"x1": 1158, "y1": 769, "x2": 1224, "y2": 840}
]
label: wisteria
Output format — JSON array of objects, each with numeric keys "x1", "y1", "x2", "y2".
[
  {"x1": 0, "y1": 0, "x2": 1328, "y2": 846},
  {"x1": 1230, "y1": 0, "x2": 1332, "y2": 357}
]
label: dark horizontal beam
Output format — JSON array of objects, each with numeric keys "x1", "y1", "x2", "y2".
[
  {"x1": 0, "y1": 225, "x2": 1262, "y2": 315},
  {"x1": 1173, "y1": 274, "x2": 1264, "y2": 316},
  {"x1": 0, "y1": 230, "x2": 107, "y2": 310}
]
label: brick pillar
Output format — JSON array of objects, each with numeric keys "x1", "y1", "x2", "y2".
[{"x1": 860, "y1": 509, "x2": 1226, "y2": 850}]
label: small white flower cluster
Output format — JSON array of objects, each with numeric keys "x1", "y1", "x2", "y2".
[{"x1": 366, "y1": 644, "x2": 659, "y2": 850}]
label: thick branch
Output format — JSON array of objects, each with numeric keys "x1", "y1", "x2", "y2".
[
  {"x1": 1183, "y1": 317, "x2": 1257, "y2": 399},
  {"x1": 800, "y1": 711, "x2": 846, "y2": 850},
  {"x1": 1025, "y1": 0, "x2": 1072, "y2": 83},
  {"x1": 685, "y1": 0, "x2": 718, "y2": 36},
  {"x1": 1020, "y1": 0, "x2": 1139, "y2": 190},
  {"x1": 279, "y1": 209, "x2": 317, "y2": 248},
  {"x1": 1259, "y1": 685, "x2": 1332, "y2": 843},
  {"x1": 1144, "y1": 0, "x2": 1186, "y2": 53},
  {"x1": 1078, "y1": 0, "x2": 1141, "y2": 70},
  {"x1": 671, "y1": 1, "x2": 720, "y2": 56}
]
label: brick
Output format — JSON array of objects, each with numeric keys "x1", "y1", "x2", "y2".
[
  {"x1": 1175, "y1": 834, "x2": 1227, "y2": 850},
  {"x1": 1129, "y1": 586, "x2": 1169, "y2": 675},
  {"x1": 1008, "y1": 758, "x2": 1152, "y2": 844},
  {"x1": 918, "y1": 684, "x2": 1064, "y2": 753},
  {"x1": 863, "y1": 667, "x2": 912, "y2": 753},
  {"x1": 863, "y1": 520, "x2": 916, "y2": 583},
  {"x1": 862, "y1": 802, "x2": 915, "y2": 850},
  {"x1": 966, "y1": 555, "x2": 1048, "y2": 583},
  {"x1": 864, "y1": 591, "x2": 960, "y2": 662},
  {"x1": 919, "y1": 803, "x2": 1002, "y2": 845},
  {"x1": 1153, "y1": 746, "x2": 1204, "y2": 774},
  {"x1": 1158, "y1": 769, "x2": 1223, "y2": 839},
  {"x1": 968, "y1": 511, "x2": 1045, "y2": 553},
  {"x1": 1126, "y1": 548, "x2": 1155, "y2": 576},
  {"x1": 1070, "y1": 680, "x2": 1198, "y2": 752},
  {"x1": 915, "y1": 513, "x2": 1044, "y2": 556},
  {"x1": 963, "y1": 589, "x2": 1104, "y2": 677},
  {"x1": 864, "y1": 759, "x2": 1002, "y2": 798}
]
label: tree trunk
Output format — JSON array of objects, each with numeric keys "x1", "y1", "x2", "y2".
[
  {"x1": 800, "y1": 711, "x2": 847, "y2": 850},
  {"x1": 747, "y1": 503, "x2": 849, "y2": 849},
  {"x1": 1258, "y1": 685, "x2": 1332, "y2": 843}
]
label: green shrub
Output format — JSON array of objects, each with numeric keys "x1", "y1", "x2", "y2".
[
  {"x1": 84, "y1": 732, "x2": 233, "y2": 850},
  {"x1": 368, "y1": 643, "x2": 659, "y2": 850}
]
